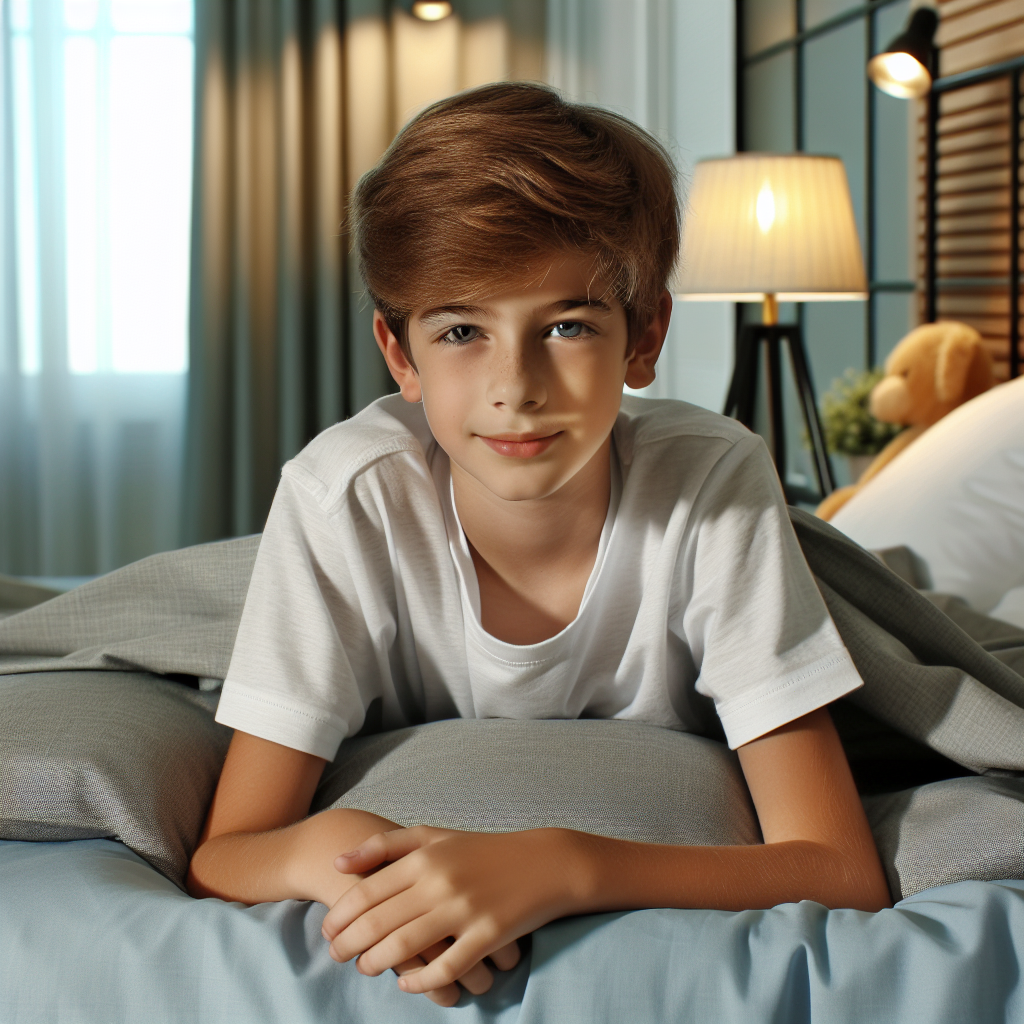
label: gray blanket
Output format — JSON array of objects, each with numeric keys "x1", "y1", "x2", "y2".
[
  {"x1": 4, "y1": 509, "x2": 1024, "y2": 902},
  {"x1": 2, "y1": 509, "x2": 1022, "y2": 773}
]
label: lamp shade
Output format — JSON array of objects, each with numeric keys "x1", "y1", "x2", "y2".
[{"x1": 676, "y1": 153, "x2": 868, "y2": 302}]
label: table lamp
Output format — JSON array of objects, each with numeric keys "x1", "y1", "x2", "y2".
[{"x1": 676, "y1": 153, "x2": 868, "y2": 500}]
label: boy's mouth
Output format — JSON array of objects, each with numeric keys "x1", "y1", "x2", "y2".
[{"x1": 478, "y1": 432, "x2": 562, "y2": 458}]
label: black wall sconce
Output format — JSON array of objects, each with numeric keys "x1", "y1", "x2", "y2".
[{"x1": 867, "y1": 7, "x2": 939, "y2": 99}]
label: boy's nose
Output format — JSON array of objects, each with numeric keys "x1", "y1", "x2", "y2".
[{"x1": 487, "y1": 345, "x2": 547, "y2": 411}]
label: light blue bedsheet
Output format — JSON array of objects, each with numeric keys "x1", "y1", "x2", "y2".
[{"x1": 2, "y1": 838, "x2": 1023, "y2": 1023}]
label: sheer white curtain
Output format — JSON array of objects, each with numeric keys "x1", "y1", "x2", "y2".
[
  {"x1": 0, "y1": 0, "x2": 192, "y2": 576},
  {"x1": 546, "y1": 0, "x2": 735, "y2": 412}
]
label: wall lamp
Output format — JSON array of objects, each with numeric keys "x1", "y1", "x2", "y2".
[
  {"x1": 867, "y1": 7, "x2": 938, "y2": 99},
  {"x1": 411, "y1": 1, "x2": 454, "y2": 20}
]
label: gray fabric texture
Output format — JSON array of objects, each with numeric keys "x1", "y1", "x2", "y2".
[
  {"x1": 865, "y1": 776, "x2": 1024, "y2": 899},
  {"x1": 313, "y1": 718, "x2": 762, "y2": 846},
  {"x1": 3, "y1": 509, "x2": 1024, "y2": 900},
  {"x1": 0, "y1": 671, "x2": 230, "y2": 888},
  {"x1": 787, "y1": 508, "x2": 1024, "y2": 775},
  {"x1": 4, "y1": 510, "x2": 1022, "y2": 775},
  {"x1": 0, "y1": 536, "x2": 259, "y2": 678}
]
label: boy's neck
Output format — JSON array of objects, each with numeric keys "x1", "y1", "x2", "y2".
[{"x1": 450, "y1": 438, "x2": 612, "y2": 643}]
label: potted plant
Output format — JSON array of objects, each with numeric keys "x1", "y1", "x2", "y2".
[{"x1": 820, "y1": 368, "x2": 901, "y2": 482}]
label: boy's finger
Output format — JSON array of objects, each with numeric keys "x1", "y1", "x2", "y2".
[
  {"x1": 322, "y1": 863, "x2": 417, "y2": 941},
  {"x1": 351, "y1": 909, "x2": 451, "y2": 977},
  {"x1": 334, "y1": 827, "x2": 410, "y2": 874},
  {"x1": 392, "y1": 953, "x2": 460, "y2": 1008},
  {"x1": 488, "y1": 940, "x2": 521, "y2": 971},
  {"x1": 453, "y1": 959, "x2": 495, "y2": 996},
  {"x1": 335, "y1": 825, "x2": 441, "y2": 874},
  {"x1": 330, "y1": 893, "x2": 429, "y2": 965},
  {"x1": 396, "y1": 929, "x2": 497, "y2": 994},
  {"x1": 420, "y1": 940, "x2": 496, "y2": 996}
]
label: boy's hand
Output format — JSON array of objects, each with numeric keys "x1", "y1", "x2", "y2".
[
  {"x1": 391, "y1": 937, "x2": 518, "y2": 1007},
  {"x1": 321, "y1": 826, "x2": 587, "y2": 995}
]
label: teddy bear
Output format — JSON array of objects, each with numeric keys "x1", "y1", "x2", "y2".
[{"x1": 816, "y1": 321, "x2": 994, "y2": 521}]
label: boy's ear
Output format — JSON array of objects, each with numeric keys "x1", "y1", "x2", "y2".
[
  {"x1": 624, "y1": 289, "x2": 672, "y2": 390},
  {"x1": 373, "y1": 310, "x2": 422, "y2": 403}
]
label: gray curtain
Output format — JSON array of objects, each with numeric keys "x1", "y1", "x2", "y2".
[{"x1": 183, "y1": 0, "x2": 392, "y2": 545}]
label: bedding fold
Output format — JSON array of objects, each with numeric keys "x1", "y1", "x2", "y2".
[
  {"x1": 1, "y1": 510, "x2": 1022, "y2": 773},
  {"x1": 4, "y1": 511, "x2": 1024, "y2": 900}
]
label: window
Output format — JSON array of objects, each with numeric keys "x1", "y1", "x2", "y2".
[{"x1": 9, "y1": 0, "x2": 193, "y2": 375}]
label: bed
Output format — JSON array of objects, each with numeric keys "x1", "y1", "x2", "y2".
[
  {"x1": 6, "y1": 836, "x2": 1024, "y2": 1023},
  {"x1": 3, "y1": 503, "x2": 1024, "y2": 1022}
]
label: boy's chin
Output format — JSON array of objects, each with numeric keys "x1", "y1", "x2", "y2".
[{"x1": 454, "y1": 462, "x2": 581, "y2": 504}]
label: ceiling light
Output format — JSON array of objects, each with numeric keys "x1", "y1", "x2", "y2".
[{"x1": 411, "y1": 1, "x2": 453, "y2": 20}]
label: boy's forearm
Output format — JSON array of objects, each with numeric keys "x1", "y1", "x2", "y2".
[
  {"x1": 563, "y1": 830, "x2": 891, "y2": 915},
  {"x1": 186, "y1": 808, "x2": 400, "y2": 906}
]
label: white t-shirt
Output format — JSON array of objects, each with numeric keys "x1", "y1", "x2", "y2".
[{"x1": 216, "y1": 395, "x2": 862, "y2": 758}]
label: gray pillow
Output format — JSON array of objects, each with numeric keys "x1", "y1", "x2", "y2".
[
  {"x1": 0, "y1": 671, "x2": 231, "y2": 888},
  {"x1": 5, "y1": 670, "x2": 1024, "y2": 905},
  {"x1": 865, "y1": 776, "x2": 1024, "y2": 900},
  {"x1": 312, "y1": 718, "x2": 763, "y2": 847}
]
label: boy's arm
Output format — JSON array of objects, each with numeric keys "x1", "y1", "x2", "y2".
[
  {"x1": 187, "y1": 731, "x2": 519, "y2": 1007},
  {"x1": 322, "y1": 706, "x2": 891, "y2": 994},
  {"x1": 186, "y1": 730, "x2": 387, "y2": 907}
]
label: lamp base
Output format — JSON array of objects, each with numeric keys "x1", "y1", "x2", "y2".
[{"x1": 723, "y1": 322, "x2": 835, "y2": 503}]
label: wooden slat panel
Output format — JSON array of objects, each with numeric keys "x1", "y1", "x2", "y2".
[
  {"x1": 937, "y1": 231, "x2": 1010, "y2": 252},
  {"x1": 937, "y1": 253, "x2": 1011, "y2": 272},
  {"x1": 941, "y1": 22, "x2": 1024, "y2": 75},
  {"x1": 919, "y1": 2, "x2": 1023, "y2": 375},
  {"x1": 934, "y1": 313, "x2": 1011, "y2": 333},
  {"x1": 935, "y1": 189, "x2": 1011, "y2": 213},
  {"x1": 941, "y1": 0, "x2": 1021, "y2": 20},
  {"x1": 936, "y1": 166, "x2": 1011, "y2": 191},
  {"x1": 938, "y1": 79, "x2": 1009, "y2": 114},
  {"x1": 938, "y1": 209, "x2": 1013, "y2": 232},
  {"x1": 938, "y1": 124, "x2": 1010, "y2": 154},
  {"x1": 936, "y1": 105, "x2": 1009, "y2": 139},
  {"x1": 938, "y1": 291, "x2": 1011, "y2": 313},
  {"x1": 938, "y1": 145, "x2": 1008, "y2": 173},
  {"x1": 937, "y1": 0, "x2": 1024, "y2": 45}
]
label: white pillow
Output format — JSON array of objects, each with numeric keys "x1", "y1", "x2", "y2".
[
  {"x1": 830, "y1": 375, "x2": 1024, "y2": 613},
  {"x1": 991, "y1": 586, "x2": 1024, "y2": 630}
]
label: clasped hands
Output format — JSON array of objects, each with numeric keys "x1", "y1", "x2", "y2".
[{"x1": 321, "y1": 825, "x2": 586, "y2": 1007}]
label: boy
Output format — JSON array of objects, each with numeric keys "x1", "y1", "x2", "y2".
[{"x1": 187, "y1": 83, "x2": 890, "y2": 1007}]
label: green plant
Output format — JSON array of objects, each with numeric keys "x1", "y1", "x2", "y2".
[{"x1": 820, "y1": 368, "x2": 901, "y2": 457}]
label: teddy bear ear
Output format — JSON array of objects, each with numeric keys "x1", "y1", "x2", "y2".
[{"x1": 935, "y1": 328, "x2": 979, "y2": 403}]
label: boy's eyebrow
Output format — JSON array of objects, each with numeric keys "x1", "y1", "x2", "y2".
[
  {"x1": 418, "y1": 305, "x2": 490, "y2": 327},
  {"x1": 552, "y1": 298, "x2": 613, "y2": 315},
  {"x1": 418, "y1": 298, "x2": 613, "y2": 327}
]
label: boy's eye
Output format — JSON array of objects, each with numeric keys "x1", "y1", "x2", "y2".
[
  {"x1": 440, "y1": 325, "x2": 479, "y2": 345},
  {"x1": 550, "y1": 321, "x2": 587, "y2": 338}
]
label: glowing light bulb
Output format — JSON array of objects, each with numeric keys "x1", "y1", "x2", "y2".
[
  {"x1": 867, "y1": 50, "x2": 931, "y2": 100},
  {"x1": 883, "y1": 51, "x2": 922, "y2": 83},
  {"x1": 756, "y1": 184, "x2": 776, "y2": 234},
  {"x1": 411, "y1": 0, "x2": 453, "y2": 20}
]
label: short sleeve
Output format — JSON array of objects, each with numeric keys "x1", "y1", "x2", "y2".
[
  {"x1": 215, "y1": 468, "x2": 392, "y2": 760},
  {"x1": 682, "y1": 436, "x2": 863, "y2": 748}
]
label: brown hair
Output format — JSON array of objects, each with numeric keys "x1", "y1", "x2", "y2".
[{"x1": 351, "y1": 82, "x2": 679, "y2": 351}]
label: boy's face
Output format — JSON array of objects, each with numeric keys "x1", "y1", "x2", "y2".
[{"x1": 374, "y1": 255, "x2": 670, "y2": 503}]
